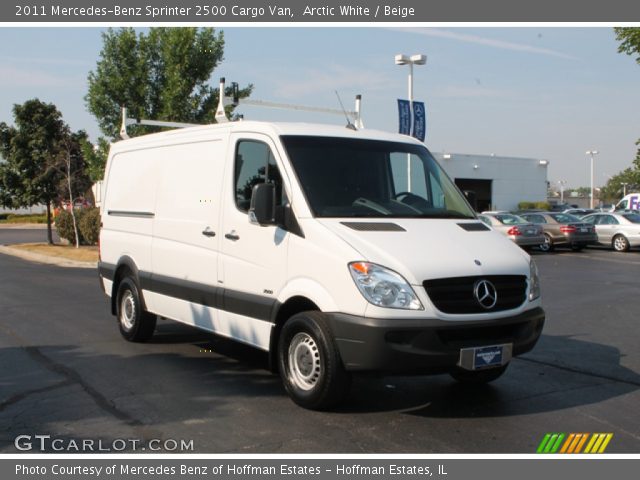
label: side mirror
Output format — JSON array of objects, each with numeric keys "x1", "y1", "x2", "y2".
[{"x1": 249, "y1": 183, "x2": 276, "y2": 226}]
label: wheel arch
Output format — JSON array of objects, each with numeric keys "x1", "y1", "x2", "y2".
[
  {"x1": 612, "y1": 233, "x2": 630, "y2": 251},
  {"x1": 110, "y1": 256, "x2": 145, "y2": 315},
  {"x1": 268, "y1": 295, "x2": 321, "y2": 373}
]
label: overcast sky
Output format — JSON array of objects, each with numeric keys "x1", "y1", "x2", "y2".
[{"x1": 0, "y1": 27, "x2": 638, "y2": 188}]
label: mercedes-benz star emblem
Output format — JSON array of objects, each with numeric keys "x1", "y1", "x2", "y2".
[{"x1": 474, "y1": 280, "x2": 498, "y2": 309}]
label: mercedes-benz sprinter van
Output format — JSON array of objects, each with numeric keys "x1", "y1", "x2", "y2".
[{"x1": 98, "y1": 122, "x2": 545, "y2": 409}]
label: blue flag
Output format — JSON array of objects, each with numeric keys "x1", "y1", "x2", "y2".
[
  {"x1": 412, "y1": 101, "x2": 426, "y2": 142},
  {"x1": 397, "y1": 99, "x2": 411, "y2": 135}
]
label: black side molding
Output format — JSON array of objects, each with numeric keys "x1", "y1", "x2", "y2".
[{"x1": 107, "y1": 210, "x2": 155, "y2": 218}]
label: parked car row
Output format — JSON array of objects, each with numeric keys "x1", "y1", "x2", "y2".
[{"x1": 479, "y1": 210, "x2": 640, "y2": 253}]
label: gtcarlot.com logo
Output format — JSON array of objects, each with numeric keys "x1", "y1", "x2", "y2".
[
  {"x1": 14, "y1": 435, "x2": 194, "y2": 452},
  {"x1": 537, "y1": 433, "x2": 613, "y2": 454}
]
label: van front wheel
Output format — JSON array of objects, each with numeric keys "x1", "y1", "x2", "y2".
[
  {"x1": 278, "y1": 312, "x2": 350, "y2": 410},
  {"x1": 116, "y1": 277, "x2": 156, "y2": 342}
]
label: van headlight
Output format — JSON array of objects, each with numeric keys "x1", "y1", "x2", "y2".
[
  {"x1": 349, "y1": 262, "x2": 423, "y2": 310},
  {"x1": 529, "y1": 259, "x2": 541, "y2": 301}
]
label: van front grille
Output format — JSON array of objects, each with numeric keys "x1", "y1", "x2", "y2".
[{"x1": 423, "y1": 275, "x2": 527, "y2": 314}]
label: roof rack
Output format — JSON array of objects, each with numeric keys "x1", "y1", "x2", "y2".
[{"x1": 120, "y1": 78, "x2": 364, "y2": 139}]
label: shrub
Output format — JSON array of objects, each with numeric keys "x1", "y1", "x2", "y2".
[
  {"x1": 55, "y1": 210, "x2": 79, "y2": 244},
  {"x1": 518, "y1": 201, "x2": 536, "y2": 210},
  {"x1": 79, "y1": 207, "x2": 100, "y2": 245},
  {"x1": 518, "y1": 201, "x2": 550, "y2": 211}
]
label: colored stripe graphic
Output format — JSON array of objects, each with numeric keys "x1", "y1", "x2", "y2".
[{"x1": 538, "y1": 433, "x2": 613, "y2": 454}]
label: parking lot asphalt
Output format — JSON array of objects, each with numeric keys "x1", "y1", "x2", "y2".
[{"x1": 0, "y1": 230, "x2": 639, "y2": 453}]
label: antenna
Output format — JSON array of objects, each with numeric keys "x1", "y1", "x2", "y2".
[{"x1": 335, "y1": 91, "x2": 356, "y2": 130}]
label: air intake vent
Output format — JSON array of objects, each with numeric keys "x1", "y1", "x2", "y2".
[
  {"x1": 340, "y1": 222, "x2": 406, "y2": 232},
  {"x1": 458, "y1": 222, "x2": 490, "y2": 232}
]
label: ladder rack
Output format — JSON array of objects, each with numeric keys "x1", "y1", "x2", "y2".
[{"x1": 120, "y1": 78, "x2": 364, "y2": 140}]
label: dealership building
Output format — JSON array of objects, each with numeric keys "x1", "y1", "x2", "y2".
[{"x1": 432, "y1": 152, "x2": 549, "y2": 212}]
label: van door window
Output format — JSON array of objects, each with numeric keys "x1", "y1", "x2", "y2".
[{"x1": 234, "y1": 140, "x2": 286, "y2": 213}]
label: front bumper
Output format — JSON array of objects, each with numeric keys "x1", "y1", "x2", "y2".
[{"x1": 326, "y1": 307, "x2": 545, "y2": 374}]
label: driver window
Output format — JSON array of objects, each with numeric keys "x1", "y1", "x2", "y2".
[
  {"x1": 390, "y1": 153, "x2": 428, "y2": 201},
  {"x1": 234, "y1": 140, "x2": 286, "y2": 213}
]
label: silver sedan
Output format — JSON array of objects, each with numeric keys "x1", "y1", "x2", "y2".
[
  {"x1": 581, "y1": 212, "x2": 640, "y2": 252},
  {"x1": 478, "y1": 213, "x2": 545, "y2": 249}
]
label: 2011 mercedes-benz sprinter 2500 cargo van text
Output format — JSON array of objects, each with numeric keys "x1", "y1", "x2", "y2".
[{"x1": 98, "y1": 121, "x2": 545, "y2": 409}]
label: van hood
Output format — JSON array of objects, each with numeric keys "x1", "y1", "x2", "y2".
[{"x1": 317, "y1": 219, "x2": 530, "y2": 285}]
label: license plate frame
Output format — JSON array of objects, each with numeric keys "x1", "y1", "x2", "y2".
[{"x1": 458, "y1": 343, "x2": 513, "y2": 371}]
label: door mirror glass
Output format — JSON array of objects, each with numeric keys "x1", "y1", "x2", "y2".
[{"x1": 249, "y1": 183, "x2": 276, "y2": 226}]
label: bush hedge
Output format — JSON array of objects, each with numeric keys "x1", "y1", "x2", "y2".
[
  {"x1": 517, "y1": 201, "x2": 550, "y2": 211},
  {"x1": 79, "y1": 208, "x2": 100, "y2": 245},
  {"x1": 55, "y1": 207, "x2": 100, "y2": 245}
]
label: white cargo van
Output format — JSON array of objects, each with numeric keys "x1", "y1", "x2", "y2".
[
  {"x1": 615, "y1": 193, "x2": 640, "y2": 212},
  {"x1": 98, "y1": 121, "x2": 545, "y2": 409}
]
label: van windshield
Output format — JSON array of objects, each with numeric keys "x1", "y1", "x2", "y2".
[{"x1": 281, "y1": 136, "x2": 475, "y2": 219}]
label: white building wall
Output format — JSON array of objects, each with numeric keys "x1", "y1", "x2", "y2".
[{"x1": 433, "y1": 152, "x2": 548, "y2": 211}]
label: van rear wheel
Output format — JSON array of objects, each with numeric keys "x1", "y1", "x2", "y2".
[
  {"x1": 116, "y1": 277, "x2": 156, "y2": 342},
  {"x1": 278, "y1": 311, "x2": 350, "y2": 410},
  {"x1": 450, "y1": 363, "x2": 509, "y2": 384}
]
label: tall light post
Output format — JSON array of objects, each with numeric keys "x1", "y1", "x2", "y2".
[
  {"x1": 395, "y1": 53, "x2": 426, "y2": 191},
  {"x1": 622, "y1": 182, "x2": 628, "y2": 197},
  {"x1": 586, "y1": 150, "x2": 599, "y2": 209},
  {"x1": 558, "y1": 180, "x2": 567, "y2": 204}
]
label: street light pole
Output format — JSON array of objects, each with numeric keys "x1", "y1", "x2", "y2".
[
  {"x1": 622, "y1": 182, "x2": 628, "y2": 197},
  {"x1": 558, "y1": 180, "x2": 567, "y2": 204},
  {"x1": 395, "y1": 54, "x2": 426, "y2": 192},
  {"x1": 586, "y1": 150, "x2": 599, "y2": 209}
]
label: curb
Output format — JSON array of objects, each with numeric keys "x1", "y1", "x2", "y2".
[{"x1": 0, "y1": 245, "x2": 97, "y2": 269}]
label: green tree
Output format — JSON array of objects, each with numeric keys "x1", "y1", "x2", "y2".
[
  {"x1": 0, "y1": 100, "x2": 67, "y2": 243},
  {"x1": 600, "y1": 167, "x2": 640, "y2": 202},
  {"x1": 79, "y1": 136, "x2": 110, "y2": 183},
  {"x1": 0, "y1": 100, "x2": 92, "y2": 244},
  {"x1": 606, "y1": 29, "x2": 640, "y2": 202},
  {"x1": 86, "y1": 28, "x2": 252, "y2": 179},
  {"x1": 614, "y1": 27, "x2": 640, "y2": 64}
]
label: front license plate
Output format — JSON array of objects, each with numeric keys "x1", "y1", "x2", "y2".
[{"x1": 458, "y1": 344, "x2": 513, "y2": 371}]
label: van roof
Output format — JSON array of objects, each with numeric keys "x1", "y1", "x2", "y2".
[{"x1": 112, "y1": 121, "x2": 424, "y2": 150}]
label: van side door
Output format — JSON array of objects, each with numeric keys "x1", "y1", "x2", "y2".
[
  {"x1": 149, "y1": 138, "x2": 227, "y2": 331},
  {"x1": 218, "y1": 133, "x2": 291, "y2": 350}
]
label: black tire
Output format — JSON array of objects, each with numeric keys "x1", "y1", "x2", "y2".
[
  {"x1": 116, "y1": 277, "x2": 156, "y2": 342},
  {"x1": 539, "y1": 234, "x2": 554, "y2": 252},
  {"x1": 278, "y1": 311, "x2": 351, "y2": 410},
  {"x1": 612, "y1": 235, "x2": 630, "y2": 252},
  {"x1": 450, "y1": 363, "x2": 509, "y2": 385}
]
